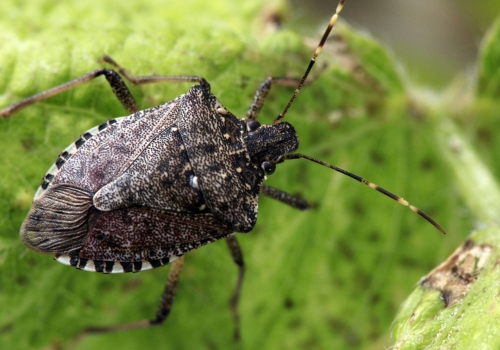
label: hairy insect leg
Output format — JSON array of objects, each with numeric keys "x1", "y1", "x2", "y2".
[
  {"x1": 0, "y1": 68, "x2": 140, "y2": 117},
  {"x1": 151, "y1": 255, "x2": 185, "y2": 326},
  {"x1": 244, "y1": 64, "x2": 327, "y2": 126},
  {"x1": 245, "y1": 77, "x2": 300, "y2": 123},
  {"x1": 0, "y1": 56, "x2": 212, "y2": 118},
  {"x1": 261, "y1": 184, "x2": 312, "y2": 210},
  {"x1": 100, "y1": 55, "x2": 211, "y2": 91},
  {"x1": 80, "y1": 256, "x2": 185, "y2": 336},
  {"x1": 225, "y1": 235, "x2": 245, "y2": 341}
]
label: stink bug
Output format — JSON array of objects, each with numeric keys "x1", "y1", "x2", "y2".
[{"x1": 1, "y1": 0, "x2": 446, "y2": 342}]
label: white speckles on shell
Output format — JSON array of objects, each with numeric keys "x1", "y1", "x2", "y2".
[
  {"x1": 25, "y1": 88, "x2": 254, "y2": 263},
  {"x1": 92, "y1": 119, "x2": 205, "y2": 213},
  {"x1": 236, "y1": 167, "x2": 242, "y2": 173},
  {"x1": 189, "y1": 175, "x2": 199, "y2": 189},
  {"x1": 217, "y1": 107, "x2": 228, "y2": 115},
  {"x1": 176, "y1": 85, "x2": 264, "y2": 231}
]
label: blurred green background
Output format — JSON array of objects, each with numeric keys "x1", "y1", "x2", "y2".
[
  {"x1": 0, "y1": 0, "x2": 499, "y2": 349},
  {"x1": 294, "y1": 0, "x2": 500, "y2": 88}
]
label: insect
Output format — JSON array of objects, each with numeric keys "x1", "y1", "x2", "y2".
[{"x1": 1, "y1": 0, "x2": 445, "y2": 341}]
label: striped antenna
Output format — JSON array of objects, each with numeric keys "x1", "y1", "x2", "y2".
[
  {"x1": 274, "y1": 0, "x2": 346, "y2": 124},
  {"x1": 285, "y1": 153, "x2": 447, "y2": 235}
]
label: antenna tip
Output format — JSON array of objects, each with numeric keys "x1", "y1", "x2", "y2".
[
  {"x1": 410, "y1": 205, "x2": 447, "y2": 235},
  {"x1": 337, "y1": 0, "x2": 346, "y2": 13}
]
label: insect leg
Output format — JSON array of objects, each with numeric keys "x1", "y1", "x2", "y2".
[
  {"x1": 0, "y1": 55, "x2": 211, "y2": 118},
  {"x1": 101, "y1": 55, "x2": 211, "y2": 91},
  {"x1": 245, "y1": 64, "x2": 327, "y2": 124},
  {"x1": 151, "y1": 255, "x2": 185, "y2": 326},
  {"x1": 225, "y1": 235, "x2": 245, "y2": 341},
  {"x1": 245, "y1": 77, "x2": 300, "y2": 122},
  {"x1": 81, "y1": 256, "x2": 185, "y2": 335},
  {"x1": 261, "y1": 184, "x2": 312, "y2": 210},
  {"x1": 0, "y1": 68, "x2": 140, "y2": 117}
]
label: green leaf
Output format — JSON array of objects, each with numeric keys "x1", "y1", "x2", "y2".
[
  {"x1": 477, "y1": 16, "x2": 500, "y2": 99},
  {"x1": 0, "y1": 0, "x2": 481, "y2": 350},
  {"x1": 390, "y1": 13, "x2": 500, "y2": 350},
  {"x1": 391, "y1": 116, "x2": 500, "y2": 348}
]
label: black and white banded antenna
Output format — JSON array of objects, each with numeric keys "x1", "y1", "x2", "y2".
[{"x1": 275, "y1": 0, "x2": 446, "y2": 234}]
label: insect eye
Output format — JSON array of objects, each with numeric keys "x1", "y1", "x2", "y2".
[
  {"x1": 261, "y1": 161, "x2": 276, "y2": 175},
  {"x1": 247, "y1": 120, "x2": 261, "y2": 132}
]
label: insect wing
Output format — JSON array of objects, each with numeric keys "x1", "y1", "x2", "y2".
[
  {"x1": 51, "y1": 100, "x2": 181, "y2": 193},
  {"x1": 77, "y1": 207, "x2": 234, "y2": 268},
  {"x1": 93, "y1": 119, "x2": 206, "y2": 214},
  {"x1": 21, "y1": 185, "x2": 96, "y2": 253},
  {"x1": 22, "y1": 98, "x2": 185, "y2": 255}
]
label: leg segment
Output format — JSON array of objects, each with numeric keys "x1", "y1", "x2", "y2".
[
  {"x1": 151, "y1": 255, "x2": 185, "y2": 326},
  {"x1": 261, "y1": 184, "x2": 312, "y2": 210},
  {"x1": 101, "y1": 55, "x2": 211, "y2": 91},
  {"x1": 245, "y1": 77, "x2": 300, "y2": 122},
  {"x1": 245, "y1": 63, "x2": 327, "y2": 124},
  {"x1": 1, "y1": 69, "x2": 140, "y2": 117},
  {"x1": 82, "y1": 256, "x2": 185, "y2": 335},
  {"x1": 225, "y1": 235, "x2": 245, "y2": 341},
  {"x1": 0, "y1": 55, "x2": 210, "y2": 118}
]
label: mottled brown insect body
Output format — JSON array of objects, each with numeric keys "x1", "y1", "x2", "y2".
[{"x1": 21, "y1": 85, "x2": 299, "y2": 272}]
